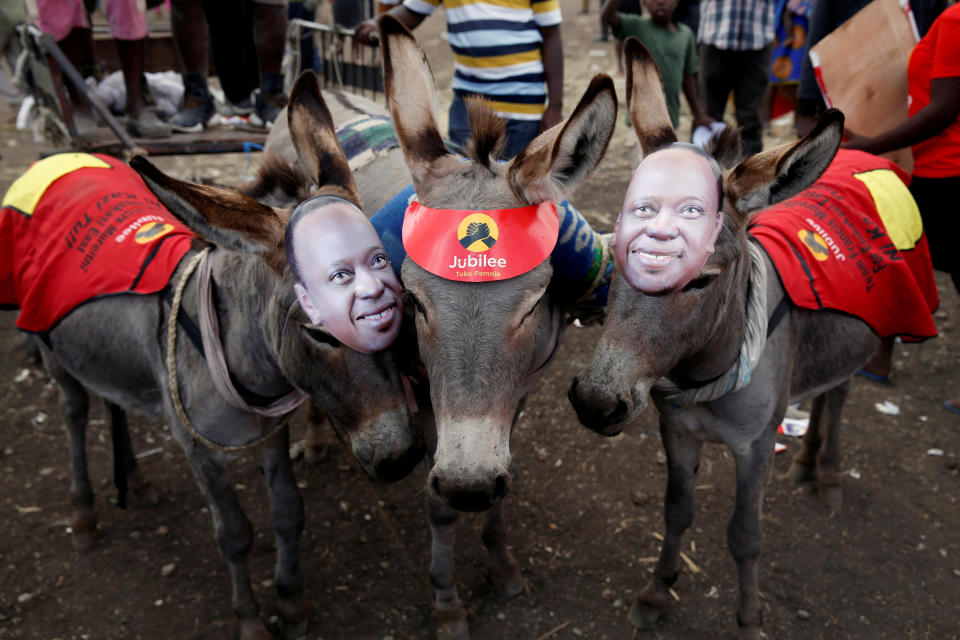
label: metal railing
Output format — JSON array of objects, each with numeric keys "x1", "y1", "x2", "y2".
[{"x1": 284, "y1": 19, "x2": 383, "y2": 102}]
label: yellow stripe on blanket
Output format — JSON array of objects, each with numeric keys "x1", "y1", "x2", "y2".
[{"x1": 2, "y1": 153, "x2": 112, "y2": 217}]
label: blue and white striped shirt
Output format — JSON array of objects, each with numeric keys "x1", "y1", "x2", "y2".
[{"x1": 403, "y1": 0, "x2": 562, "y2": 120}]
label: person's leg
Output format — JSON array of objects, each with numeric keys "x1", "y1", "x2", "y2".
[
  {"x1": 170, "y1": 0, "x2": 216, "y2": 130},
  {"x1": 502, "y1": 117, "x2": 541, "y2": 159},
  {"x1": 699, "y1": 44, "x2": 730, "y2": 124},
  {"x1": 732, "y1": 44, "x2": 773, "y2": 156},
  {"x1": 203, "y1": 0, "x2": 258, "y2": 110},
  {"x1": 251, "y1": 0, "x2": 288, "y2": 127},
  {"x1": 447, "y1": 93, "x2": 471, "y2": 152},
  {"x1": 105, "y1": 0, "x2": 169, "y2": 136}
]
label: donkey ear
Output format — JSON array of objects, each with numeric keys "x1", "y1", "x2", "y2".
[
  {"x1": 378, "y1": 14, "x2": 455, "y2": 186},
  {"x1": 507, "y1": 75, "x2": 617, "y2": 204},
  {"x1": 129, "y1": 156, "x2": 284, "y2": 254},
  {"x1": 287, "y1": 70, "x2": 363, "y2": 208},
  {"x1": 726, "y1": 109, "x2": 844, "y2": 215},
  {"x1": 624, "y1": 37, "x2": 676, "y2": 155}
]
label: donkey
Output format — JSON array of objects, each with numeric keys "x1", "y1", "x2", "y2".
[
  {"x1": 15, "y1": 72, "x2": 423, "y2": 640},
  {"x1": 568, "y1": 40, "x2": 897, "y2": 638},
  {"x1": 374, "y1": 16, "x2": 618, "y2": 639}
]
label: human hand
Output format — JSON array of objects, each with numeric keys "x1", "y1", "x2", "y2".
[
  {"x1": 841, "y1": 127, "x2": 872, "y2": 151},
  {"x1": 540, "y1": 103, "x2": 563, "y2": 132},
  {"x1": 693, "y1": 115, "x2": 714, "y2": 130},
  {"x1": 462, "y1": 222, "x2": 491, "y2": 247},
  {"x1": 354, "y1": 19, "x2": 378, "y2": 46}
]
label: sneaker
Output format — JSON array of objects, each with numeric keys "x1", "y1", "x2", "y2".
[
  {"x1": 221, "y1": 95, "x2": 254, "y2": 117},
  {"x1": 127, "y1": 109, "x2": 171, "y2": 138},
  {"x1": 250, "y1": 89, "x2": 287, "y2": 129},
  {"x1": 170, "y1": 93, "x2": 217, "y2": 132}
]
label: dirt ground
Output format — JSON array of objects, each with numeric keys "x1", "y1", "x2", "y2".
[{"x1": 1, "y1": 2, "x2": 959, "y2": 639}]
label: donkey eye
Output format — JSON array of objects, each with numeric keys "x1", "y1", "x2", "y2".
[
  {"x1": 408, "y1": 293, "x2": 428, "y2": 323},
  {"x1": 519, "y1": 298, "x2": 541, "y2": 326}
]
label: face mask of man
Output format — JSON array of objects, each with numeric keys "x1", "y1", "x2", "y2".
[
  {"x1": 613, "y1": 147, "x2": 725, "y2": 293},
  {"x1": 290, "y1": 199, "x2": 403, "y2": 353}
]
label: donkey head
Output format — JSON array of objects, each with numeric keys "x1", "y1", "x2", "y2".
[
  {"x1": 569, "y1": 38, "x2": 843, "y2": 434},
  {"x1": 129, "y1": 71, "x2": 423, "y2": 482},
  {"x1": 379, "y1": 16, "x2": 616, "y2": 511}
]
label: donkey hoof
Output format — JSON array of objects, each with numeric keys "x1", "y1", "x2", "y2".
[
  {"x1": 628, "y1": 598, "x2": 665, "y2": 630},
  {"x1": 238, "y1": 617, "x2": 273, "y2": 640},
  {"x1": 71, "y1": 528, "x2": 98, "y2": 552},
  {"x1": 70, "y1": 510, "x2": 97, "y2": 551},
  {"x1": 128, "y1": 483, "x2": 161, "y2": 508},
  {"x1": 289, "y1": 440, "x2": 329, "y2": 463},
  {"x1": 739, "y1": 625, "x2": 764, "y2": 640},
  {"x1": 277, "y1": 599, "x2": 309, "y2": 639},
  {"x1": 783, "y1": 461, "x2": 815, "y2": 484},
  {"x1": 433, "y1": 604, "x2": 470, "y2": 640},
  {"x1": 280, "y1": 615, "x2": 309, "y2": 639},
  {"x1": 488, "y1": 561, "x2": 524, "y2": 599},
  {"x1": 818, "y1": 485, "x2": 843, "y2": 511}
]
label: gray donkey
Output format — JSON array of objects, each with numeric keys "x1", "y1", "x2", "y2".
[
  {"x1": 568, "y1": 40, "x2": 895, "y2": 638},
  {"x1": 374, "y1": 16, "x2": 617, "y2": 640},
  {"x1": 16, "y1": 72, "x2": 423, "y2": 640}
]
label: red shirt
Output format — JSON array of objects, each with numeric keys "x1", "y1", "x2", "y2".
[{"x1": 907, "y1": 3, "x2": 960, "y2": 178}]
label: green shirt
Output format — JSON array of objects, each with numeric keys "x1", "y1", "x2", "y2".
[{"x1": 614, "y1": 15, "x2": 698, "y2": 128}]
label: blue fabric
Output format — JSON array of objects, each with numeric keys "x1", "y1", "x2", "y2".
[{"x1": 370, "y1": 186, "x2": 611, "y2": 308}]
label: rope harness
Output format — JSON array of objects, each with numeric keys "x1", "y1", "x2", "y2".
[
  {"x1": 166, "y1": 249, "x2": 306, "y2": 452},
  {"x1": 652, "y1": 241, "x2": 772, "y2": 406}
]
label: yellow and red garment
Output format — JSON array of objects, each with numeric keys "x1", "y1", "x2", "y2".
[
  {"x1": 0, "y1": 153, "x2": 194, "y2": 333},
  {"x1": 749, "y1": 149, "x2": 938, "y2": 341}
]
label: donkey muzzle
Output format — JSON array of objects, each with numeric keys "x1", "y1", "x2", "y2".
[
  {"x1": 427, "y1": 465, "x2": 511, "y2": 512},
  {"x1": 568, "y1": 376, "x2": 634, "y2": 436}
]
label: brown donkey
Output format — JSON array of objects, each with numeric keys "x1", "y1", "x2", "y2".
[
  {"x1": 19, "y1": 72, "x2": 422, "y2": 640},
  {"x1": 567, "y1": 39, "x2": 912, "y2": 638},
  {"x1": 375, "y1": 15, "x2": 617, "y2": 640}
]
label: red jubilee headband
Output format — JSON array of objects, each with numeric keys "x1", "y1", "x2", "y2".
[{"x1": 402, "y1": 200, "x2": 559, "y2": 282}]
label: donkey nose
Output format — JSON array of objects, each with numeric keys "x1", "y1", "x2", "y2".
[
  {"x1": 427, "y1": 468, "x2": 511, "y2": 512},
  {"x1": 568, "y1": 377, "x2": 630, "y2": 435}
]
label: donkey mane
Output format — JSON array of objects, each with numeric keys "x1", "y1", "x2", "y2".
[
  {"x1": 240, "y1": 154, "x2": 313, "y2": 207},
  {"x1": 465, "y1": 98, "x2": 506, "y2": 169},
  {"x1": 705, "y1": 125, "x2": 745, "y2": 170}
]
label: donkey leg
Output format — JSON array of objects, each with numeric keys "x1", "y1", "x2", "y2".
[
  {"x1": 289, "y1": 403, "x2": 330, "y2": 463},
  {"x1": 785, "y1": 394, "x2": 826, "y2": 484},
  {"x1": 427, "y1": 493, "x2": 470, "y2": 640},
  {"x1": 105, "y1": 400, "x2": 160, "y2": 508},
  {"x1": 630, "y1": 424, "x2": 702, "y2": 630},
  {"x1": 56, "y1": 373, "x2": 98, "y2": 551},
  {"x1": 728, "y1": 440, "x2": 776, "y2": 639},
  {"x1": 813, "y1": 380, "x2": 851, "y2": 510},
  {"x1": 482, "y1": 499, "x2": 523, "y2": 598},
  {"x1": 180, "y1": 439, "x2": 269, "y2": 640},
  {"x1": 259, "y1": 429, "x2": 308, "y2": 638}
]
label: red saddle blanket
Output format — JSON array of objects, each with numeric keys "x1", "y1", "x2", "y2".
[
  {"x1": 0, "y1": 153, "x2": 194, "y2": 333},
  {"x1": 749, "y1": 149, "x2": 938, "y2": 341}
]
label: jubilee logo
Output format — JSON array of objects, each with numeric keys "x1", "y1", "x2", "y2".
[
  {"x1": 402, "y1": 200, "x2": 559, "y2": 282},
  {"x1": 458, "y1": 214, "x2": 498, "y2": 252},
  {"x1": 135, "y1": 221, "x2": 175, "y2": 244}
]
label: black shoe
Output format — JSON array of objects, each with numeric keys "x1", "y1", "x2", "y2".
[
  {"x1": 170, "y1": 93, "x2": 217, "y2": 132},
  {"x1": 250, "y1": 89, "x2": 287, "y2": 129}
]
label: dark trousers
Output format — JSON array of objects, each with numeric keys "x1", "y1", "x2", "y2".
[
  {"x1": 911, "y1": 174, "x2": 960, "y2": 294},
  {"x1": 448, "y1": 93, "x2": 542, "y2": 160},
  {"x1": 699, "y1": 43, "x2": 773, "y2": 156}
]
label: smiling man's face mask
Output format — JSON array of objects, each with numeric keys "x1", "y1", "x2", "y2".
[
  {"x1": 613, "y1": 146, "x2": 725, "y2": 293},
  {"x1": 289, "y1": 198, "x2": 403, "y2": 353}
]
